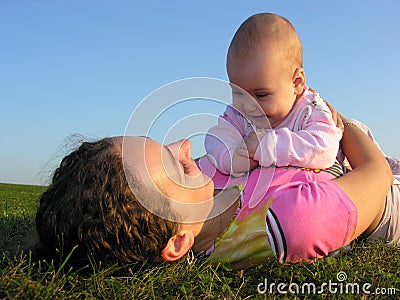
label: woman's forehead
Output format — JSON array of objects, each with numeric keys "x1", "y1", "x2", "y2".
[
  {"x1": 121, "y1": 136, "x2": 160, "y2": 166},
  {"x1": 120, "y1": 136, "x2": 181, "y2": 184}
]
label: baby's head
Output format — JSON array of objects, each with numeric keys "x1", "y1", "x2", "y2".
[
  {"x1": 227, "y1": 13, "x2": 306, "y2": 127},
  {"x1": 227, "y1": 12, "x2": 302, "y2": 75}
]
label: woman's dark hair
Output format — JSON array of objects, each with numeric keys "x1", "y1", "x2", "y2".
[{"x1": 33, "y1": 138, "x2": 179, "y2": 267}]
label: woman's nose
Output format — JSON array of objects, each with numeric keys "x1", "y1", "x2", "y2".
[{"x1": 167, "y1": 139, "x2": 192, "y2": 161}]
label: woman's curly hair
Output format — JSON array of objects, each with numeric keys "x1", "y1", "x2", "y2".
[{"x1": 33, "y1": 138, "x2": 179, "y2": 267}]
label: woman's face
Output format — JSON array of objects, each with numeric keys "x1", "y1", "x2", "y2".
[{"x1": 118, "y1": 136, "x2": 215, "y2": 223}]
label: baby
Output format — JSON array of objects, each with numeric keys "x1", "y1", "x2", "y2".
[
  {"x1": 205, "y1": 13, "x2": 342, "y2": 176},
  {"x1": 205, "y1": 12, "x2": 400, "y2": 177}
]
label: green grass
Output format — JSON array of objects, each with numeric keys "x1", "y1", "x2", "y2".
[
  {"x1": 0, "y1": 183, "x2": 399, "y2": 299},
  {"x1": 0, "y1": 183, "x2": 46, "y2": 257}
]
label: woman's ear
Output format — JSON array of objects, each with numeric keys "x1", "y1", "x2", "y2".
[
  {"x1": 292, "y1": 68, "x2": 306, "y2": 95},
  {"x1": 161, "y1": 230, "x2": 194, "y2": 262}
]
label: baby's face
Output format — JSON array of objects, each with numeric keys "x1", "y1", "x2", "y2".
[{"x1": 227, "y1": 49, "x2": 299, "y2": 128}]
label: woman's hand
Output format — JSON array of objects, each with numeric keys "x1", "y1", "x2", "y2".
[{"x1": 325, "y1": 101, "x2": 344, "y2": 132}]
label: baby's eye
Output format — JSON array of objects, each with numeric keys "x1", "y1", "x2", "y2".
[{"x1": 255, "y1": 93, "x2": 269, "y2": 99}]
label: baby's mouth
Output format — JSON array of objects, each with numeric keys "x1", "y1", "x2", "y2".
[{"x1": 244, "y1": 112, "x2": 267, "y2": 118}]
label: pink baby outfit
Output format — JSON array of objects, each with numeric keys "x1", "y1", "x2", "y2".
[
  {"x1": 197, "y1": 157, "x2": 357, "y2": 267},
  {"x1": 205, "y1": 86, "x2": 343, "y2": 177}
]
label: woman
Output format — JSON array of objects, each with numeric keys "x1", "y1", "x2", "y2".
[{"x1": 32, "y1": 111, "x2": 397, "y2": 269}]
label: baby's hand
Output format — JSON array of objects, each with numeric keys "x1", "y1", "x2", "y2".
[
  {"x1": 244, "y1": 131, "x2": 267, "y2": 158},
  {"x1": 232, "y1": 147, "x2": 259, "y2": 174}
]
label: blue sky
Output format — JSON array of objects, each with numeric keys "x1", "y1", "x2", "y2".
[{"x1": 1, "y1": 0, "x2": 399, "y2": 185}]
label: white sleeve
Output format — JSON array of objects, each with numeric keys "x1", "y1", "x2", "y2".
[
  {"x1": 205, "y1": 106, "x2": 248, "y2": 175},
  {"x1": 254, "y1": 105, "x2": 343, "y2": 169}
]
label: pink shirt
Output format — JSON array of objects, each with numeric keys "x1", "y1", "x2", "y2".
[
  {"x1": 197, "y1": 156, "x2": 357, "y2": 267},
  {"x1": 205, "y1": 87, "x2": 343, "y2": 176}
]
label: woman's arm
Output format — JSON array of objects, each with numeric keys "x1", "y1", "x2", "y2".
[{"x1": 334, "y1": 116, "x2": 393, "y2": 241}]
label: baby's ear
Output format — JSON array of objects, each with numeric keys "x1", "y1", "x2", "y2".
[
  {"x1": 161, "y1": 230, "x2": 194, "y2": 262},
  {"x1": 292, "y1": 68, "x2": 306, "y2": 95}
]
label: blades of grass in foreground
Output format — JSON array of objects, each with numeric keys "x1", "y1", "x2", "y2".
[
  {"x1": 1, "y1": 183, "x2": 399, "y2": 299},
  {"x1": 1, "y1": 241, "x2": 399, "y2": 299}
]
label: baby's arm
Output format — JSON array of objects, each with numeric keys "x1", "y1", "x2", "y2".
[
  {"x1": 253, "y1": 107, "x2": 343, "y2": 169},
  {"x1": 205, "y1": 106, "x2": 257, "y2": 175}
]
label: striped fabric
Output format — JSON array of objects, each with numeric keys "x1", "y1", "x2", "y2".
[{"x1": 266, "y1": 209, "x2": 287, "y2": 262}]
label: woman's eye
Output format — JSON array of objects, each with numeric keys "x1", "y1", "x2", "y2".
[{"x1": 180, "y1": 161, "x2": 193, "y2": 174}]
